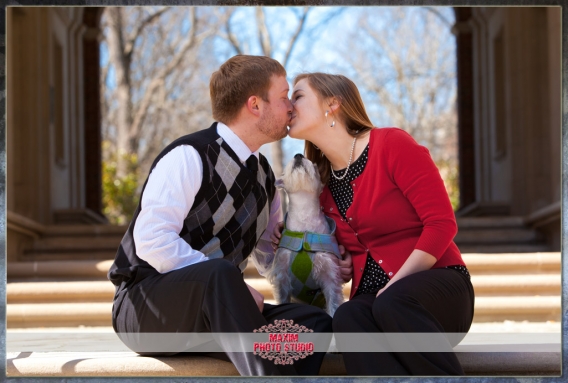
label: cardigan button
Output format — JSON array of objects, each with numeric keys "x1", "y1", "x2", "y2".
[
  {"x1": 355, "y1": 233, "x2": 358, "y2": 236},
  {"x1": 349, "y1": 217, "x2": 352, "y2": 221},
  {"x1": 366, "y1": 249, "x2": 369, "y2": 252},
  {"x1": 360, "y1": 267, "x2": 363, "y2": 272},
  {"x1": 353, "y1": 183, "x2": 356, "y2": 187},
  {"x1": 378, "y1": 260, "x2": 383, "y2": 263},
  {"x1": 330, "y1": 208, "x2": 333, "y2": 211},
  {"x1": 388, "y1": 272, "x2": 393, "y2": 276}
]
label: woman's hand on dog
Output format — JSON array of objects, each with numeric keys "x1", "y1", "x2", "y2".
[
  {"x1": 337, "y1": 245, "x2": 353, "y2": 283},
  {"x1": 246, "y1": 283, "x2": 265, "y2": 312}
]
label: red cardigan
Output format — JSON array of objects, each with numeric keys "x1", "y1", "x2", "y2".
[{"x1": 320, "y1": 128, "x2": 465, "y2": 299}]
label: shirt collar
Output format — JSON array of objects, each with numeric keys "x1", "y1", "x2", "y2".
[{"x1": 217, "y1": 122, "x2": 259, "y2": 164}]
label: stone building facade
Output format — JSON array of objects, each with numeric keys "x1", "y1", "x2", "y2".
[{"x1": 5, "y1": 6, "x2": 562, "y2": 262}]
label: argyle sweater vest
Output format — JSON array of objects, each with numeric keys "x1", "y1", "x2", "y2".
[{"x1": 108, "y1": 123, "x2": 276, "y2": 289}]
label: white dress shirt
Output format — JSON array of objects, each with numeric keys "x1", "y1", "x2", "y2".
[{"x1": 133, "y1": 122, "x2": 282, "y2": 274}]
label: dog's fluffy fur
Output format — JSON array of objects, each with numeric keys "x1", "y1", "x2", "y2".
[{"x1": 265, "y1": 154, "x2": 344, "y2": 317}]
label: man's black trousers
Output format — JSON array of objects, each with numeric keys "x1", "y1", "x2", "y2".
[{"x1": 112, "y1": 258, "x2": 333, "y2": 376}]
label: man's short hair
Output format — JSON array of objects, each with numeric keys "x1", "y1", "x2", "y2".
[{"x1": 210, "y1": 55, "x2": 286, "y2": 124}]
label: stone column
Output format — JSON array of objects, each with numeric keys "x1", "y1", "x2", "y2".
[
  {"x1": 82, "y1": 8, "x2": 105, "y2": 220},
  {"x1": 452, "y1": 7, "x2": 476, "y2": 212}
]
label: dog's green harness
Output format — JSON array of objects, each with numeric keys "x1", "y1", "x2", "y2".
[{"x1": 278, "y1": 214, "x2": 342, "y2": 308}]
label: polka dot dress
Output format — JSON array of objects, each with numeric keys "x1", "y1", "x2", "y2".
[
  {"x1": 356, "y1": 251, "x2": 390, "y2": 295},
  {"x1": 328, "y1": 145, "x2": 370, "y2": 218},
  {"x1": 329, "y1": 144, "x2": 391, "y2": 296},
  {"x1": 328, "y1": 144, "x2": 471, "y2": 297},
  {"x1": 446, "y1": 264, "x2": 470, "y2": 278}
]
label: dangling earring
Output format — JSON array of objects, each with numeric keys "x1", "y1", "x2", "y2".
[{"x1": 324, "y1": 110, "x2": 335, "y2": 128}]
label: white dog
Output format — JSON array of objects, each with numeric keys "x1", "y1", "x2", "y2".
[{"x1": 265, "y1": 153, "x2": 345, "y2": 317}]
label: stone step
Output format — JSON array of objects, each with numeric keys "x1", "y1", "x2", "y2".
[
  {"x1": 454, "y1": 228, "x2": 542, "y2": 244},
  {"x1": 20, "y1": 251, "x2": 118, "y2": 262},
  {"x1": 469, "y1": 274, "x2": 561, "y2": 295},
  {"x1": 30, "y1": 236, "x2": 122, "y2": 251},
  {"x1": 7, "y1": 303, "x2": 112, "y2": 328},
  {"x1": 244, "y1": 252, "x2": 561, "y2": 277},
  {"x1": 16, "y1": 216, "x2": 547, "y2": 261},
  {"x1": 472, "y1": 296, "x2": 561, "y2": 322},
  {"x1": 6, "y1": 296, "x2": 561, "y2": 328},
  {"x1": 455, "y1": 216, "x2": 526, "y2": 228},
  {"x1": 8, "y1": 252, "x2": 559, "y2": 281},
  {"x1": 39, "y1": 224, "x2": 127, "y2": 236},
  {"x1": 32, "y1": 226, "x2": 540, "y2": 250},
  {"x1": 7, "y1": 281, "x2": 116, "y2": 303},
  {"x1": 7, "y1": 260, "x2": 114, "y2": 280},
  {"x1": 457, "y1": 244, "x2": 551, "y2": 253},
  {"x1": 6, "y1": 272, "x2": 561, "y2": 305},
  {"x1": 460, "y1": 252, "x2": 560, "y2": 274},
  {"x1": 24, "y1": 243, "x2": 551, "y2": 261},
  {"x1": 20, "y1": 225, "x2": 125, "y2": 261}
]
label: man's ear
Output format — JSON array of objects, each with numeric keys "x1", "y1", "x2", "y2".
[
  {"x1": 275, "y1": 179, "x2": 285, "y2": 189},
  {"x1": 247, "y1": 95, "x2": 261, "y2": 116}
]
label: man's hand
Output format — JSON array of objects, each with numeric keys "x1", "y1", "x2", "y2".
[
  {"x1": 270, "y1": 221, "x2": 284, "y2": 251},
  {"x1": 246, "y1": 283, "x2": 265, "y2": 312}
]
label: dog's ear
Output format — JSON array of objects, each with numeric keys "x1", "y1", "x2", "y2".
[{"x1": 275, "y1": 179, "x2": 285, "y2": 189}]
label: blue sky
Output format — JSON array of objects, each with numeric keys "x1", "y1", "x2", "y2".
[{"x1": 100, "y1": 6, "x2": 456, "y2": 167}]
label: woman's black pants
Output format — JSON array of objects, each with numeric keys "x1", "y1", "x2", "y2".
[
  {"x1": 112, "y1": 258, "x2": 332, "y2": 376},
  {"x1": 333, "y1": 268, "x2": 475, "y2": 375}
]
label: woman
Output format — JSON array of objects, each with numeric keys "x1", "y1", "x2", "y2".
[{"x1": 273, "y1": 73, "x2": 474, "y2": 375}]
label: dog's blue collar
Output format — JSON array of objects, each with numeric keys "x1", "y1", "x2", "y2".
[{"x1": 278, "y1": 214, "x2": 342, "y2": 259}]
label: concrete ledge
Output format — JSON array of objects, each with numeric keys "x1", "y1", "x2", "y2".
[
  {"x1": 458, "y1": 352, "x2": 561, "y2": 376},
  {"x1": 6, "y1": 351, "x2": 560, "y2": 377}
]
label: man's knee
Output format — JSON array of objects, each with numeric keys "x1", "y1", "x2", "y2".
[{"x1": 205, "y1": 258, "x2": 243, "y2": 284}]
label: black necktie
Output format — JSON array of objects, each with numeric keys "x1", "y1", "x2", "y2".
[{"x1": 246, "y1": 155, "x2": 258, "y2": 175}]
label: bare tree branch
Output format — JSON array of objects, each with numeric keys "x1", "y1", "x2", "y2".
[
  {"x1": 282, "y1": 7, "x2": 309, "y2": 68},
  {"x1": 124, "y1": 7, "x2": 171, "y2": 60},
  {"x1": 225, "y1": 8, "x2": 243, "y2": 55},
  {"x1": 129, "y1": 8, "x2": 201, "y2": 145},
  {"x1": 256, "y1": 7, "x2": 272, "y2": 56},
  {"x1": 421, "y1": 7, "x2": 452, "y2": 28}
]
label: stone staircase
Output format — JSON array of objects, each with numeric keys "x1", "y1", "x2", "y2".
[
  {"x1": 6, "y1": 253, "x2": 562, "y2": 328},
  {"x1": 7, "y1": 216, "x2": 561, "y2": 327},
  {"x1": 454, "y1": 216, "x2": 551, "y2": 253},
  {"x1": 5, "y1": 216, "x2": 562, "y2": 376}
]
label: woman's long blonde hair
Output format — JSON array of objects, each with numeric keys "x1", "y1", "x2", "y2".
[{"x1": 293, "y1": 73, "x2": 375, "y2": 185}]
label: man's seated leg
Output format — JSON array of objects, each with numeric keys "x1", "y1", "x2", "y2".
[{"x1": 112, "y1": 258, "x2": 294, "y2": 375}]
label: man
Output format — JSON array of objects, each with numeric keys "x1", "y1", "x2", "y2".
[{"x1": 108, "y1": 55, "x2": 342, "y2": 376}]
